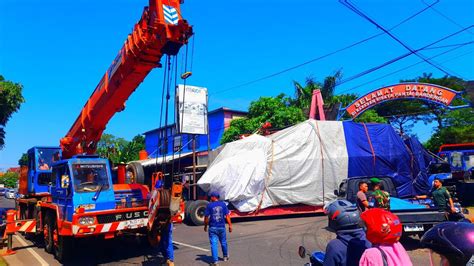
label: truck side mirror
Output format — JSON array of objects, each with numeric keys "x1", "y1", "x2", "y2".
[
  {"x1": 334, "y1": 189, "x2": 339, "y2": 196},
  {"x1": 61, "y1": 175, "x2": 70, "y2": 189}
]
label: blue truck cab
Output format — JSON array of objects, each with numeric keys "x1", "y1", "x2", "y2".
[
  {"x1": 20, "y1": 147, "x2": 62, "y2": 196},
  {"x1": 50, "y1": 155, "x2": 116, "y2": 222}
]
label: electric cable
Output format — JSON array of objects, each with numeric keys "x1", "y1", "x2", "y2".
[
  {"x1": 421, "y1": 0, "x2": 474, "y2": 35},
  {"x1": 209, "y1": 3, "x2": 437, "y2": 97},
  {"x1": 347, "y1": 40, "x2": 474, "y2": 92},
  {"x1": 340, "y1": 0, "x2": 452, "y2": 76},
  {"x1": 335, "y1": 25, "x2": 473, "y2": 94}
]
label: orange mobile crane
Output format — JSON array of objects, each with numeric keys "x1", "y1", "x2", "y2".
[{"x1": 8, "y1": 0, "x2": 192, "y2": 261}]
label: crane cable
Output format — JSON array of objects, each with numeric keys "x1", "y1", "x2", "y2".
[
  {"x1": 176, "y1": 42, "x2": 190, "y2": 185},
  {"x1": 155, "y1": 55, "x2": 170, "y2": 176}
]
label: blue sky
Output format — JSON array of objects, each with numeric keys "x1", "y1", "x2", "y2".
[{"x1": 0, "y1": 0, "x2": 473, "y2": 168}]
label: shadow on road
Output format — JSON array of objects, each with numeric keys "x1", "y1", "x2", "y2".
[
  {"x1": 400, "y1": 235, "x2": 422, "y2": 251},
  {"x1": 195, "y1": 253, "x2": 214, "y2": 264}
]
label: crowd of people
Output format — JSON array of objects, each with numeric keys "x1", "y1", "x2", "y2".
[
  {"x1": 155, "y1": 177, "x2": 473, "y2": 266},
  {"x1": 321, "y1": 178, "x2": 473, "y2": 266}
]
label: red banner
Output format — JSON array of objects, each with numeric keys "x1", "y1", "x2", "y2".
[{"x1": 346, "y1": 83, "x2": 458, "y2": 118}]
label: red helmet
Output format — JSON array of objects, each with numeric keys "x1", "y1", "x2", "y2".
[{"x1": 360, "y1": 208, "x2": 402, "y2": 245}]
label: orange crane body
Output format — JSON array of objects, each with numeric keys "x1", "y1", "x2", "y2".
[{"x1": 60, "y1": 0, "x2": 193, "y2": 158}]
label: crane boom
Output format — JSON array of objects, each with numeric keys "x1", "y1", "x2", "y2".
[{"x1": 60, "y1": 0, "x2": 193, "y2": 158}]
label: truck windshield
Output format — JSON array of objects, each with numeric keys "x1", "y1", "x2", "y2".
[
  {"x1": 72, "y1": 164, "x2": 110, "y2": 193},
  {"x1": 464, "y1": 153, "x2": 474, "y2": 170},
  {"x1": 37, "y1": 148, "x2": 59, "y2": 171}
]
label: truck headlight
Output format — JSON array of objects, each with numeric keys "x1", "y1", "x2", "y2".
[{"x1": 78, "y1": 217, "x2": 95, "y2": 225}]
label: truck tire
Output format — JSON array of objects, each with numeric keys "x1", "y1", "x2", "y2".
[
  {"x1": 127, "y1": 162, "x2": 145, "y2": 185},
  {"x1": 43, "y1": 215, "x2": 54, "y2": 253},
  {"x1": 184, "y1": 201, "x2": 194, "y2": 218},
  {"x1": 188, "y1": 200, "x2": 208, "y2": 226},
  {"x1": 55, "y1": 233, "x2": 72, "y2": 262},
  {"x1": 183, "y1": 201, "x2": 195, "y2": 225}
]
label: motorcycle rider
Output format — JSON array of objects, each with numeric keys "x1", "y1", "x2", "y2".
[
  {"x1": 420, "y1": 222, "x2": 474, "y2": 266},
  {"x1": 323, "y1": 199, "x2": 371, "y2": 266},
  {"x1": 359, "y1": 208, "x2": 412, "y2": 266}
]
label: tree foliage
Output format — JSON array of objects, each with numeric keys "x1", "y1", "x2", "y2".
[
  {"x1": 0, "y1": 172, "x2": 19, "y2": 188},
  {"x1": 424, "y1": 108, "x2": 474, "y2": 152},
  {"x1": 373, "y1": 99, "x2": 427, "y2": 134},
  {"x1": 0, "y1": 75, "x2": 25, "y2": 149},
  {"x1": 355, "y1": 110, "x2": 388, "y2": 124},
  {"x1": 221, "y1": 95, "x2": 305, "y2": 144},
  {"x1": 221, "y1": 72, "x2": 388, "y2": 144},
  {"x1": 401, "y1": 73, "x2": 467, "y2": 130},
  {"x1": 18, "y1": 153, "x2": 28, "y2": 166},
  {"x1": 96, "y1": 133, "x2": 145, "y2": 164}
]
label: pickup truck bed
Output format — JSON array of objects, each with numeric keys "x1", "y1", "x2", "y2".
[{"x1": 338, "y1": 177, "x2": 448, "y2": 235}]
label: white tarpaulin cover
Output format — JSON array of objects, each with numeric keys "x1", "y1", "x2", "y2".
[{"x1": 198, "y1": 119, "x2": 348, "y2": 212}]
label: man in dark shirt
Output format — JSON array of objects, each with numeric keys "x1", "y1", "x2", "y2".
[
  {"x1": 415, "y1": 178, "x2": 456, "y2": 213},
  {"x1": 204, "y1": 192, "x2": 232, "y2": 266},
  {"x1": 356, "y1": 181, "x2": 369, "y2": 213}
]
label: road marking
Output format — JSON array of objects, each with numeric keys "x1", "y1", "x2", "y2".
[
  {"x1": 14, "y1": 235, "x2": 50, "y2": 266},
  {"x1": 173, "y1": 241, "x2": 210, "y2": 252}
]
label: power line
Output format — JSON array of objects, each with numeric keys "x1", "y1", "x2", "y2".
[
  {"x1": 347, "y1": 41, "x2": 474, "y2": 92},
  {"x1": 421, "y1": 0, "x2": 474, "y2": 36},
  {"x1": 335, "y1": 25, "x2": 473, "y2": 94},
  {"x1": 424, "y1": 41, "x2": 474, "y2": 50},
  {"x1": 340, "y1": 0, "x2": 453, "y2": 76},
  {"x1": 209, "y1": 3, "x2": 436, "y2": 96}
]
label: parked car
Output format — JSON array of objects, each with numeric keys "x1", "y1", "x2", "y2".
[
  {"x1": 5, "y1": 189, "x2": 16, "y2": 199},
  {"x1": 0, "y1": 188, "x2": 6, "y2": 196}
]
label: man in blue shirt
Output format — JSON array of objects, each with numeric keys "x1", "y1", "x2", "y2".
[{"x1": 204, "y1": 192, "x2": 232, "y2": 266}]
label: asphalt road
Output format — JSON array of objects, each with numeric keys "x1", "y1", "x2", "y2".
[{"x1": 0, "y1": 197, "x2": 433, "y2": 266}]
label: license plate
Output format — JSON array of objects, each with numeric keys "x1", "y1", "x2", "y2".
[
  {"x1": 123, "y1": 219, "x2": 144, "y2": 229},
  {"x1": 404, "y1": 225, "x2": 424, "y2": 232}
]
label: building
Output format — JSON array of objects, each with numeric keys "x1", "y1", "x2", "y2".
[{"x1": 143, "y1": 107, "x2": 247, "y2": 158}]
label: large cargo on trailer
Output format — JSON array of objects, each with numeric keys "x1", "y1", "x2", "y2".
[{"x1": 198, "y1": 119, "x2": 421, "y2": 212}]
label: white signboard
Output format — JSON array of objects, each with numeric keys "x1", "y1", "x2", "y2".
[{"x1": 175, "y1": 84, "x2": 208, "y2": 135}]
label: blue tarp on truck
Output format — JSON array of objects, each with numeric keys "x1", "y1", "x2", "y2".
[{"x1": 343, "y1": 122, "x2": 430, "y2": 198}]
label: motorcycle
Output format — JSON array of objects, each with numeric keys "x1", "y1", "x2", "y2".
[{"x1": 298, "y1": 246, "x2": 325, "y2": 266}]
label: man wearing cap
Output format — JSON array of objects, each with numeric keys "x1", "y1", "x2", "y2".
[
  {"x1": 204, "y1": 192, "x2": 232, "y2": 266},
  {"x1": 370, "y1": 178, "x2": 390, "y2": 210}
]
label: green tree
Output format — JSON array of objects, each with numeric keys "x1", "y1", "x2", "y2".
[
  {"x1": 96, "y1": 133, "x2": 129, "y2": 164},
  {"x1": 96, "y1": 133, "x2": 146, "y2": 164},
  {"x1": 291, "y1": 73, "x2": 385, "y2": 123},
  {"x1": 0, "y1": 172, "x2": 19, "y2": 188},
  {"x1": 424, "y1": 108, "x2": 474, "y2": 152},
  {"x1": 373, "y1": 100, "x2": 428, "y2": 135},
  {"x1": 402, "y1": 73, "x2": 467, "y2": 129},
  {"x1": 0, "y1": 75, "x2": 25, "y2": 149},
  {"x1": 18, "y1": 153, "x2": 28, "y2": 166},
  {"x1": 221, "y1": 95, "x2": 305, "y2": 144},
  {"x1": 122, "y1": 134, "x2": 146, "y2": 162},
  {"x1": 355, "y1": 110, "x2": 388, "y2": 123}
]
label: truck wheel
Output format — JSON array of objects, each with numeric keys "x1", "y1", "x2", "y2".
[
  {"x1": 127, "y1": 162, "x2": 145, "y2": 185},
  {"x1": 188, "y1": 200, "x2": 208, "y2": 226},
  {"x1": 55, "y1": 233, "x2": 72, "y2": 262},
  {"x1": 184, "y1": 201, "x2": 194, "y2": 217},
  {"x1": 184, "y1": 201, "x2": 195, "y2": 224},
  {"x1": 43, "y1": 215, "x2": 54, "y2": 253}
]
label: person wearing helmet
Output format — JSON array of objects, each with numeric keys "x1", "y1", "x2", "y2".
[
  {"x1": 323, "y1": 199, "x2": 371, "y2": 266},
  {"x1": 420, "y1": 222, "x2": 474, "y2": 266},
  {"x1": 359, "y1": 208, "x2": 413, "y2": 266}
]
